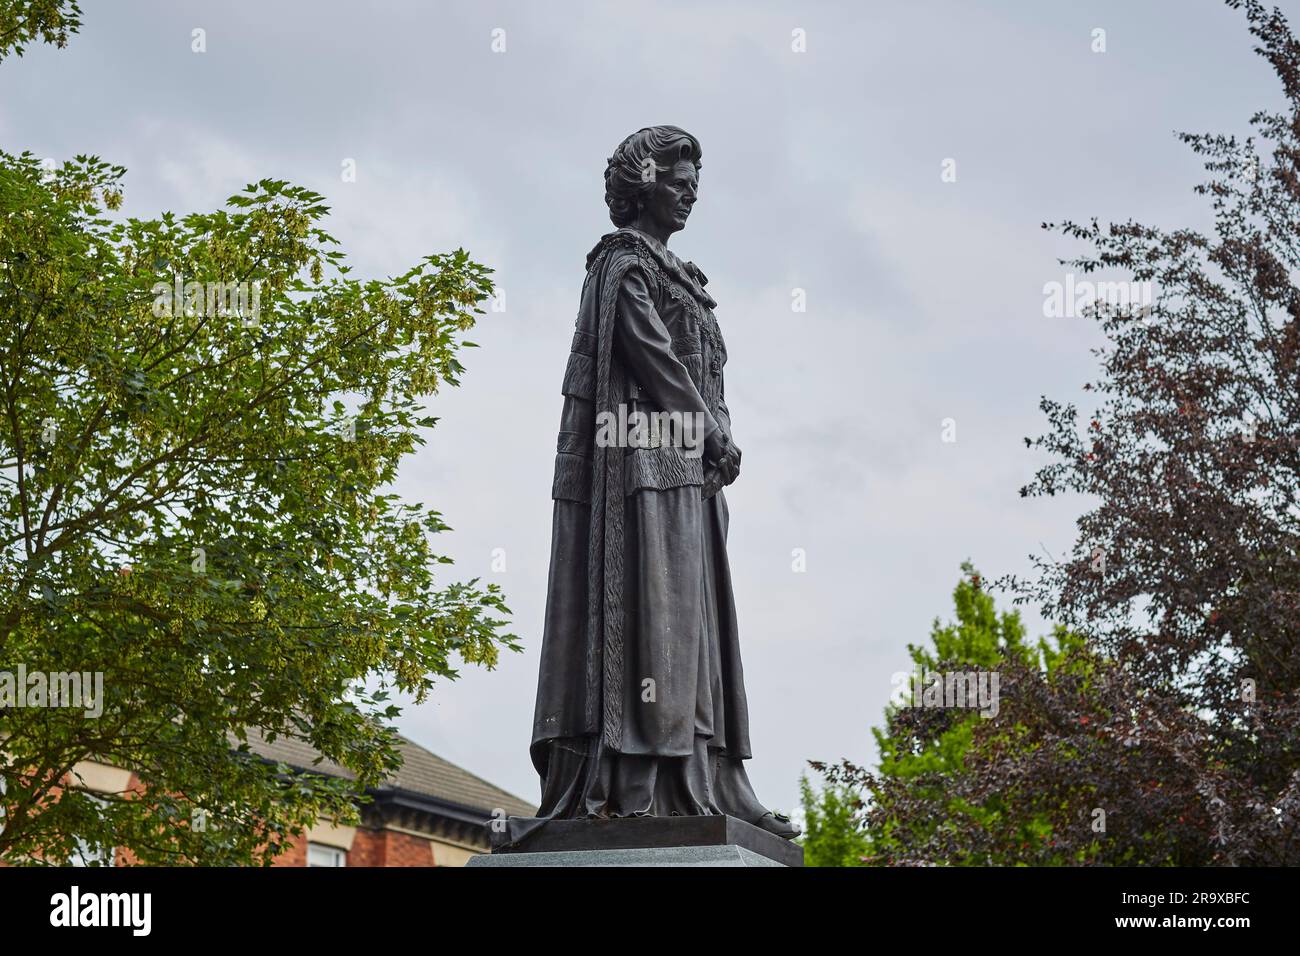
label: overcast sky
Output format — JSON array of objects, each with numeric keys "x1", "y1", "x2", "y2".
[{"x1": 2, "y1": 0, "x2": 1290, "y2": 815}]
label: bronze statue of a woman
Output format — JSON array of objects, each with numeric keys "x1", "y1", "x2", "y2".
[{"x1": 517, "y1": 125, "x2": 797, "y2": 842}]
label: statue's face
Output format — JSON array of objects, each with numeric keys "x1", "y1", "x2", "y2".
[{"x1": 642, "y1": 159, "x2": 698, "y2": 235}]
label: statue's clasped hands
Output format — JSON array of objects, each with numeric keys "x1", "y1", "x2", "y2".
[{"x1": 703, "y1": 429, "x2": 741, "y2": 498}]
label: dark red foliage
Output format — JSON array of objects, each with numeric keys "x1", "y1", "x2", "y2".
[
  {"x1": 1000, "y1": 0, "x2": 1300, "y2": 865},
  {"x1": 822, "y1": 0, "x2": 1299, "y2": 866}
]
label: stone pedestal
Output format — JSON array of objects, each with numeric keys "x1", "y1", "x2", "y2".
[{"x1": 466, "y1": 814, "x2": 803, "y2": 867}]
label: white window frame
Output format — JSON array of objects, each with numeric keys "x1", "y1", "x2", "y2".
[
  {"x1": 307, "y1": 842, "x2": 347, "y2": 867},
  {"x1": 70, "y1": 794, "x2": 116, "y2": 867}
]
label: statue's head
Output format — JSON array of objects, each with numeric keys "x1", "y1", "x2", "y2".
[{"x1": 605, "y1": 125, "x2": 702, "y2": 237}]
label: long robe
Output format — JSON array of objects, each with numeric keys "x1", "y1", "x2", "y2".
[{"x1": 507, "y1": 228, "x2": 770, "y2": 843}]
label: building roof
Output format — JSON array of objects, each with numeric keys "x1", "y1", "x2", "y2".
[{"x1": 240, "y1": 727, "x2": 536, "y2": 819}]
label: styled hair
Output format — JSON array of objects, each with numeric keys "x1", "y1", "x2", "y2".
[{"x1": 604, "y1": 125, "x2": 702, "y2": 227}]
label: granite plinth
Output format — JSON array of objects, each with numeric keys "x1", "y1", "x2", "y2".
[
  {"x1": 477, "y1": 813, "x2": 803, "y2": 867},
  {"x1": 467, "y1": 844, "x2": 785, "y2": 867}
]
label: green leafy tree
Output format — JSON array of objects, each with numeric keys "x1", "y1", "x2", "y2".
[
  {"x1": 0, "y1": 0, "x2": 81, "y2": 62},
  {"x1": 0, "y1": 151, "x2": 516, "y2": 864},
  {"x1": 797, "y1": 774, "x2": 869, "y2": 867},
  {"x1": 812, "y1": 565, "x2": 1102, "y2": 865},
  {"x1": 864, "y1": 565, "x2": 1044, "y2": 863},
  {"x1": 815, "y1": 564, "x2": 1223, "y2": 865}
]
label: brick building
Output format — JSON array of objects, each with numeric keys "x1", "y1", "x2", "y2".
[
  {"x1": 244, "y1": 729, "x2": 535, "y2": 867},
  {"x1": 43, "y1": 732, "x2": 535, "y2": 868}
]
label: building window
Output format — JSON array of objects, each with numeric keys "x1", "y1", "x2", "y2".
[
  {"x1": 70, "y1": 837, "x2": 116, "y2": 867},
  {"x1": 70, "y1": 794, "x2": 116, "y2": 867},
  {"x1": 307, "y1": 843, "x2": 346, "y2": 867}
]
